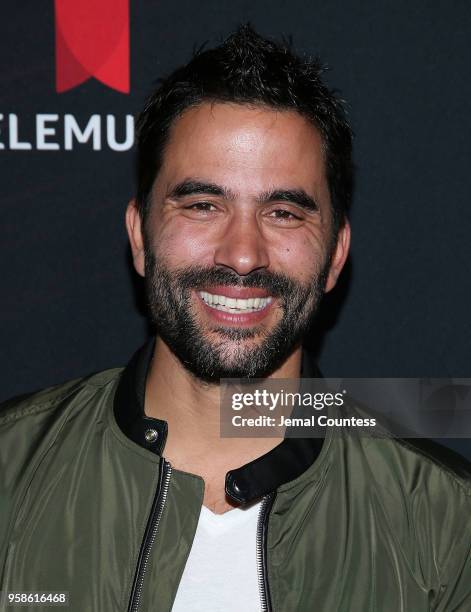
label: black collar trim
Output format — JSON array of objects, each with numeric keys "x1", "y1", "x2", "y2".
[
  {"x1": 113, "y1": 337, "x2": 325, "y2": 504},
  {"x1": 113, "y1": 338, "x2": 168, "y2": 456}
]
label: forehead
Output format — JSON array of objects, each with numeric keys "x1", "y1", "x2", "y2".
[{"x1": 158, "y1": 102, "x2": 328, "y2": 197}]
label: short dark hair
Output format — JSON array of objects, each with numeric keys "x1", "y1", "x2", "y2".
[{"x1": 136, "y1": 24, "x2": 353, "y2": 235}]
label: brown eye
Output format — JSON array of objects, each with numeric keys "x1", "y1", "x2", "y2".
[
  {"x1": 269, "y1": 209, "x2": 302, "y2": 220},
  {"x1": 186, "y1": 201, "x2": 216, "y2": 211}
]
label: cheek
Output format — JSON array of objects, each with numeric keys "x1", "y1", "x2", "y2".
[
  {"x1": 153, "y1": 219, "x2": 215, "y2": 267},
  {"x1": 272, "y1": 233, "x2": 327, "y2": 283}
]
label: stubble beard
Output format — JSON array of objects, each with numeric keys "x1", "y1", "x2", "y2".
[{"x1": 143, "y1": 247, "x2": 330, "y2": 383}]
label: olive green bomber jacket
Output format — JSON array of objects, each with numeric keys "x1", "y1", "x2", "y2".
[{"x1": 1, "y1": 339, "x2": 471, "y2": 611}]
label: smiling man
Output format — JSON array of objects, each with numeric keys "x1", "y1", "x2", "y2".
[
  {"x1": 1, "y1": 25, "x2": 470, "y2": 612},
  {"x1": 133, "y1": 104, "x2": 337, "y2": 385}
]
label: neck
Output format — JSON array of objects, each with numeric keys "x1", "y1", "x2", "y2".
[{"x1": 144, "y1": 337, "x2": 302, "y2": 513}]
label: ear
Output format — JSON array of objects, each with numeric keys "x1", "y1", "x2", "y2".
[
  {"x1": 324, "y1": 220, "x2": 351, "y2": 293},
  {"x1": 125, "y1": 199, "x2": 145, "y2": 277}
]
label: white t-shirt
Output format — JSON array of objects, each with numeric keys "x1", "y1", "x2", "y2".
[{"x1": 171, "y1": 500, "x2": 262, "y2": 611}]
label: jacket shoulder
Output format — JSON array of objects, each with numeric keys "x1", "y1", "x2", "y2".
[
  {"x1": 0, "y1": 367, "x2": 124, "y2": 557},
  {"x1": 0, "y1": 367, "x2": 123, "y2": 425},
  {"x1": 392, "y1": 436, "x2": 471, "y2": 491},
  {"x1": 344, "y1": 398, "x2": 471, "y2": 495},
  {"x1": 363, "y1": 433, "x2": 471, "y2": 606}
]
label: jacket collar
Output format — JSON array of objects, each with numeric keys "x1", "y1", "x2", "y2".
[{"x1": 113, "y1": 337, "x2": 326, "y2": 504}]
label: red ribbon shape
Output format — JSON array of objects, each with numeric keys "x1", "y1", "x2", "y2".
[{"x1": 55, "y1": 0, "x2": 129, "y2": 93}]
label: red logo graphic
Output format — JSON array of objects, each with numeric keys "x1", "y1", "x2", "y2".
[{"x1": 55, "y1": 0, "x2": 129, "y2": 93}]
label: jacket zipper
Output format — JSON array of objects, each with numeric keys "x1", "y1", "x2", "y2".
[
  {"x1": 127, "y1": 458, "x2": 172, "y2": 612},
  {"x1": 256, "y1": 492, "x2": 276, "y2": 612}
]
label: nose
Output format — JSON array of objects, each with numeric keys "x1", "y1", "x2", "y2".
[{"x1": 213, "y1": 211, "x2": 270, "y2": 276}]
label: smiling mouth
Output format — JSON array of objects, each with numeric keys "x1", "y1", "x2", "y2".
[{"x1": 198, "y1": 290, "x2": 273, "y2": 314}]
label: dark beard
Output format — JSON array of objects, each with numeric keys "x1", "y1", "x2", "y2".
[{"x1": 144, "y1": 249, "x2": 329, "y2": 383}]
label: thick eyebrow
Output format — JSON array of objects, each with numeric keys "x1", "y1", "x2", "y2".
[
  {"x1": 166, "y1": 180, "x2": 237, "y2": 200},
  {"x1": 166, "y1": 180, "x2": 319, "y2": 212},
  {"x1": 257, "y1": 189, "x2": 319, "y2": 213}
]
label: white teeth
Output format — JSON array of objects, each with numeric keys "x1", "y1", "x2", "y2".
[{"x1": 198, "y1": 291, "x2": 273, "y2": 313}]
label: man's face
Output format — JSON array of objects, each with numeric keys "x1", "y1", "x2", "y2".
[{"x1": 128, "y1": 103, "x2": 349, "y2": 381}]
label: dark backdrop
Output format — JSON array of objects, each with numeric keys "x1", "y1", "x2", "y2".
[{"x1": 1, "y1": 1, "x2": 470, "y2": 458}]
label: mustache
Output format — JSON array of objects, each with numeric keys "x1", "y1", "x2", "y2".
[{"x1": 169, "y1": 265, "x2": 305, "y2": 298}]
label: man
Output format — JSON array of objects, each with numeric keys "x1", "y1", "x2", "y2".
[{"x1": 1, "y1": 25, "x2": 470, "y2": 612}]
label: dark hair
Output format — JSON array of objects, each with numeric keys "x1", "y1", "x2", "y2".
[{"x1": 136, "y1": 24, "x2": 353, "y2": 236}]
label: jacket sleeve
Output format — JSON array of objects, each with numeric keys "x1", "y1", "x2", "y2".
[
  {"x1": 432, "y1": 485, "x2": 471, "y2": 611},
  {"x1": 0, "y1": 399, "x2": 55, "y2": 562},
  {"x1": 0, "y1": 381, "x2": 82, "y2": 575},
  {"x1": 434, "y1": 541, "x2": 471, "y2": 611}
]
